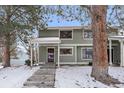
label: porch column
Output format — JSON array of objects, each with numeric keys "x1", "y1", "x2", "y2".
[
  {"x1": 75, "y1": 45, "x2": 77, "y2": 63},
  {"x1": 34, "y1": 43, "x2": 37, "y2": 63},
  {"x1": 120, "y1": 40, "x2": 123, "y2": 66},
  {"x1": 109, "y1": 39, "x2": 112, "y2": 65},
  {"x1": 30, "y1": 44, "x2": 33, "y2": 67},
  {"x1": 58, "y1": 44, "x2": 60, "y2": 67},
  {"x1": 37, "y1": 43, "x2": 40, "y2": 64}
]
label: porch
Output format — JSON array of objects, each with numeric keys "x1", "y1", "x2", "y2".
[
  {"x1": 29, "y1": 37, "x2": 61, "y2": 67},
  {"x1": 108, "y1": 35, "x2": 124, "y2": 66}
]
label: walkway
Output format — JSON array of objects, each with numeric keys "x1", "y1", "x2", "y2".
[{"x1": 23, "y1": 63, "x2": 56, "y2": 88}]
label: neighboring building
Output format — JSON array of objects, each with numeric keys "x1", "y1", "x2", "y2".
[{"x1": 30, "y1": 26, "x2": 124, "y2": 67}]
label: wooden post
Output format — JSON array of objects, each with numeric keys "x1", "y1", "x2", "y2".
[
  {"x1": 31, "y1": 44, "x2": 33, "y2": 67},
  {"x1": 120, "y1": 40, "x2": 123, "y2": 66},
  {"x1": 58, "y1": 44, "x2": 60, "y2": 67},
  {"x1": 37, "y1": 43, "x2": 40, "y2": 64},
  {"x1": 109, "y1": 39, "x2": 112, "y2": 65},
  {"x1": 75, "y1": 45, "x2": 77, "y2": 63}
]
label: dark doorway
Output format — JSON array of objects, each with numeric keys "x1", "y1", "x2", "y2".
[
  {"x1": 47, "y1": 48, "x2": 54, "y2": 62},
  {"x1": 107, "y1": 48, "x2": 114, "y2": 63}
]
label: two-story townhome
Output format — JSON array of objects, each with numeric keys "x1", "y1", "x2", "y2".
[{"x1": 29, "y1": 26, "x2": 124, "y2": 67}]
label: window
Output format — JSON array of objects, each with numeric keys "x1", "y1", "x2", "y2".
[
  {"x1": 81, "y1": 48, "x2": 93, "y2": 60},
  {"x1": 60, "y1": 47, "x2": 73, "y2": 56},
  {"x1": 83, "y1": 30, "x2": 93, "y2": 39},
  {"x1": 60, "y1": 30, "x2": 73, "y2": 39}
]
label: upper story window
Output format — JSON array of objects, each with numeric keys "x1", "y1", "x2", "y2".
[
  {"x1": 83, "y1": 30, "x2": 93, "y2": 39},
  {"x1": 59, "y1": 30, "x2": 73, "y2": 40},
  {"x1": 81, "y1": 48, "x2": 93, "y2": 60}
]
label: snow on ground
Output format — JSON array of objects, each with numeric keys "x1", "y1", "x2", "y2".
[
  {"x1": 0, "y1": 63, "x2": 3, "y2": 69},
  {"x1": 55, "y1": 66, "x2": 124, "y2": 88},
  {"x1": 0, "y1": 65, "x2": 39, "y2": 88}
]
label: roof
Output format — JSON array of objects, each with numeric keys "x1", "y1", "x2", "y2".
[
  {"x1": 30, "y1": 37, "x2": 61, "y2": 44},
  {"x1": 44, "y1": 26, "x2": 91, "y2": 30},
  {"x1": 41, "y1": 26, "x2": 118, "y2": 32}
]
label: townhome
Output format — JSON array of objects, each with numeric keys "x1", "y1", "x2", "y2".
[{"x1": 30, "y1": 26, "x2": 124, "y2": 67}]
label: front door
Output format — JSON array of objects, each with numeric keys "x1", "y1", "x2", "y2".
[{"x1": 47, "y1": 48, "x2": 54, "y2": 62}]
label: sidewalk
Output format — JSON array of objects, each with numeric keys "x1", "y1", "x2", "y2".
[{"x1": 23, "y1": 63, "x2": 56, "y2": 88}]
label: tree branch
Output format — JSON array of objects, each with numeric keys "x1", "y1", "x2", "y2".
[{"x1": 80, "y1": 5, "x2": 92, "y2": 14}]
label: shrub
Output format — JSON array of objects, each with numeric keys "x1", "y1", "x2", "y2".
[
  {"x1": 25, "y1": 59, "x2": 35, "y2": 66},
  {"x1": 88, "y1": 61, "x2": 92, "y2": 66}
]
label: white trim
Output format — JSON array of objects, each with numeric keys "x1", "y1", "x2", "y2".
[
  {"x1": 30, "y1": 44, "x2": 33, "y2": 66},
  {"x1": 60, "y1": 47, "x2": 73, "y2": 56},
  {"x1": 39, "y1": 43, "x2": 93, "y2": 47},
  {"x1": 58, "y1": 44, "x2": 60, "y2": 67},
  {"x1": 83, "y1": 29, "x2": 93, "y2": 40},
  {"x1": 75, "y1": 46, "x2": 77, "y2": 63},
  {"x1": 30, "y1": 37, "x2": 61, "y2": 44},
  {"x1": 39, "y1": 44, "x2": 59, "y2": 47},
  {"x1": 46, "y1": 47, "x2": 55, "y2": 63},
  {"x1": 58, "y1": 62, "x2": 89, "y2": 65},
  {"x1": 60, "y1": 44, "x2": 93, "y2": 46},
  {"x1": 109, "y1": 39, "x2": 112, "y2": 65},
  {"x1": 34, "y1": 43, "x2": 37, "y2": 63},
  {"x1": 37, "y1": 43, "x2": 40, "y2": 64},
  {"x1": 59, "y1": 29, "x2": 73, "y2": 40},
  {"x1": 81, "y1": 47, "x2": 93, "y2": 60},
  {"x1": 120, "y1": 40, "x2": 123, "y2": 66},
  {"x1": 38, "y1": 62, "x2": 45, "y2": 64}
]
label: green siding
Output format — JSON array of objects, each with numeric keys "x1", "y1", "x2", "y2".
[
  {"x1": 39, "y1": 46, "x2": 46, "y2": 62},
  {"x1": 39, "y1": 29, "x2": 93, "y2": 44},
  {"x1": 39, "y1": 30, "x2": 59, "y2": 37},
  {"x1": 38, "y1": 27, "x2": 119, "y2": 64},
  {"x1": 61, "y1": 29, "x2": 93, "y2": 44}
]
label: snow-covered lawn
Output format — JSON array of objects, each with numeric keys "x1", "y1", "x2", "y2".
[
  {"x1": 0, "y1": 65, "x2": 39, "y2": 88},
  {"x1": 55, "y1": 66, "x2": 124, "y2": 88},
  {"x1": 1, "y1": 64, "x2": 124, "y2": 88}
]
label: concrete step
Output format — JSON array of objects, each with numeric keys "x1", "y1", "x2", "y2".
[
  {"x1": 23, "y1": 81, "x2": 54, "y2": 88},
  {"x1": 40, "y1": 64, "x2": 56, "y2": 69},
  {"x1": 40, "y1": 66, "x2": 55, "y2": 69},
  {"x1": 27, "y1": 75, "x2": 55, "y2": 81},
  {"x1": 34, "y1": 69, "x2": 56, "y2": 75}
]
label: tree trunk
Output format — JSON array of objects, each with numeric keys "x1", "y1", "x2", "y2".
[
  {"x1": 90, "y1": 5, "x2": 121, "y2": 85},
  {"x1": 91, "y1": 5, "x2": 109, "y2": 81},
  {"x1": 2, "y1": 34, "x2": 11, "y2": 67}
]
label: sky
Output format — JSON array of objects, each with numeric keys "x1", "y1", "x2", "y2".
[
  {"x1": 48, "y1": 20, "x2": 81, "y2": 27},
  {"x1": 47, "y1": 14, "x2": 82, "y2": 27},
  {"x1": 47, "y1": 5, "x2": 113, "y2": 27}
]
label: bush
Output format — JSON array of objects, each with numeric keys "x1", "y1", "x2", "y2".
[
  {"x1": 88, "y1": 61, "x2": 92, "y2": 66},
  {"x1": 25, "y1": 59, "x2": 35, "y2": 66}
]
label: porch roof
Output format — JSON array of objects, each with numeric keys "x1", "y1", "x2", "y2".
[
  {"x1": 30, "y1": 37, "x2": 61, "y2": 44},
  {"x1": 109, "y1": 35, "x2": 124, "y2": 40}
]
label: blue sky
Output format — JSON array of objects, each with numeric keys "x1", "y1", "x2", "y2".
[
  {"x1": 47, "y1": 5, "x2": 120, "y2": 27},
  {"x1": 48, "y1": 15, "x2": 82, "y2": 27},
  {"x1": 48, "y1": 20, "x2": 81, "y2": 27}
]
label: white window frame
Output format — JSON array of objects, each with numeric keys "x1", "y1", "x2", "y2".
[
  {"x1": 81, "y1": 47, "x2": 93, "y2": 60},
  {"x1": 83, "y1": 30, "x2": 93, "y2": 40},
  {"x1": 60, "y1": 47, "x2": 73, "y2": 56},
  {"x1": 59, "y1": 29, "x2": 73, "y2": 40}
]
